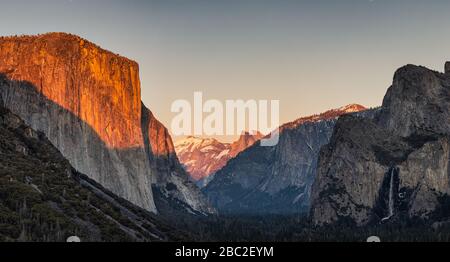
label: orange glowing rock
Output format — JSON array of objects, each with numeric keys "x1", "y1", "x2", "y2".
[
  {"x1": 0, "y1": 32, "x2": 143, "y2": 149},
  {"x1": 0, "y1": 33, "x2": 213, "y2": 214}
]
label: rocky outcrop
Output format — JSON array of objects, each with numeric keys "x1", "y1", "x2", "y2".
[
  {"x1": 378, "y1": 65, "x2": 450, "y2": 137},
  {"x1": 203, "y1": 105, "x2": 367, "y2": 215},
  {"x1": 229, "y1": 131, "x2": 264, "y2": 158},
  {"x1": 311, "y1": 64, "x2": 450, "y2": 226},
  {"x1": 0, "y1": 33, "x2": 212, "y2": 215},
  {"x1": 174, "y1": 132, "x2": 263, "y2": 183}
]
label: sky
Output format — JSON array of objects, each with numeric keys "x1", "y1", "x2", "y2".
[{"x1": 1, "y1": 0, "x2": 450, "y2": 142}]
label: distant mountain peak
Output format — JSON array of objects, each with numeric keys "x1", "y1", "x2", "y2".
[
  {"x1": 229, "y1": 131, "x2": 264, "y2": 158},
  {"x1": 336, "y1": 104, "x2": 367, "y2": 113},
  {"x1": 174, "y1": 132, "x2": 264, "y2": 182}
]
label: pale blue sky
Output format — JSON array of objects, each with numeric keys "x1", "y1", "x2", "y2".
[{"x1": 1, "y1": 0, "x2": 450, "y2": 141}]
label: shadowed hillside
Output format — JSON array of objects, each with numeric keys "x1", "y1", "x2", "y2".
[{"x1": 0, "y1": 92, "x2": 189, "y2": 242}]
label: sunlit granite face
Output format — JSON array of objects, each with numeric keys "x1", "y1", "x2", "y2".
[
  {"x1": 0, "y1": 33, "x2": 143, "y2": 149},
  {"x1": 0, "y1": 33, "x2": 213, "y2": 215}
]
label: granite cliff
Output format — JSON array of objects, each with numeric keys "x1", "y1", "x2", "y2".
[
  {"x1": 311, "y1": 64, "x2": 450, "y2": 225},
  {"x1": 0, "y1": 33, "x2": 212, "y2": 215}
]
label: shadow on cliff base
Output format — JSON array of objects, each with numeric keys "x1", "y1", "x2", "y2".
[{"x1": 0, "y1": 73, "x2": 196, "y2": 216}]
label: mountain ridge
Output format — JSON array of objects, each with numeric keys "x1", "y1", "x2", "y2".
[{"x1": 203, "y1": 104, "x2": 368, "y2": 214}]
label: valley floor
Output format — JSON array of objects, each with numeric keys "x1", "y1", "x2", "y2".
[{"x1": 172, "y1": 213, "x2": 450, "y2": 242}]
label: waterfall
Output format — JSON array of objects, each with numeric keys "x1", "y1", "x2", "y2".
[
  {"x1": 381, "y1": 168, "x2": 395, "y2": 222},
  {"x1": 387, "y1": 168, "x2": 395, "y2": 217}
]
